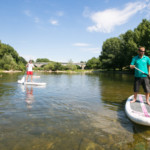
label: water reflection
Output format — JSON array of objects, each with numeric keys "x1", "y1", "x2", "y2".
[
  {"x1": 25, "y1": 86, "x2": 34, "y2": 109},
  {"x1": 1, "y1": 73, "x2": 150, "y2": 149}
]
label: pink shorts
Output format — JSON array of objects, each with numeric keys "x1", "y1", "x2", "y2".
[{"x1": 27, "y1": 71, "x2": 33, "y2": 75}]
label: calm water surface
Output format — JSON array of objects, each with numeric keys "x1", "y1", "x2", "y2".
[{"x1": 0, "y1": 72, "x2": 150, "y2": 150}]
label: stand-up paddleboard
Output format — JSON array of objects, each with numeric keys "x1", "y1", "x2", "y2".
[
  {"x1": 18, "y1": 77, "x2": 46, "y2": 86},
  {"x1": 125, "y1": 94, "x2": 150, "y2": 126},
  {"x1": 23, "y1": 82, "x2": 46, "y2": 86}
]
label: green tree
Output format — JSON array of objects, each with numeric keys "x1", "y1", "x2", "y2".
[
  {"x1": 43, "y1": 62, "x2": 54, "y2": 71},
  {"x1": 0, "y1": 54, "x2": 17, "y2": 70},
  {"x1": 54, "y1": 62, "x2": 63, "y2": 71},
  {"x1": 65, "y1": 59, "x2": 77, "y2": 70},
  {"x1": 36, "y1": 58, "x2": 50, "y2": 62},
  {"x1": 134, "y1": 19, "x2": 150, "y2": 50},
  {"x1": 0, "y1": 41, "x2": 27, "y2": 70},
  {"x1": 100, "y1": 37, "x2": 122, "y2": 70},
  {"x1": 120, "y1": 30, "x2": 138, "y2": 69},
  {"x1": 86, "y1": 57, "x2": 101, "y2": 69}
]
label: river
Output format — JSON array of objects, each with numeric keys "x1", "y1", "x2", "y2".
[{"x1": 0, "y1": 72, "x2": 150, "y2": 150}]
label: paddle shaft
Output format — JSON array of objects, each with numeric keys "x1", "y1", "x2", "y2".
[{"x1": 134, "y1": 67, "x2": 149, "y2": 76}]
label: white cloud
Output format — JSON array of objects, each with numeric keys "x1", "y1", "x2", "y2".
[
  {"x1": 24, "y1": 10, "x2": 31, "y2": 17},
  {"x1": 24, "y1": 10, "x2": 41, "y2": 24},
  {"x1": 49, "y1": 19, "x2": 58, "y2": 25},
  {"x1": 73, "y1": 43, "x2": 100, "y2": 53},
  {"x1": 73, "y1": 43, "x2": 90, "y2": 47},
  {"x1": 86, "y1": 1, "x2": 146, "y2": 33}
]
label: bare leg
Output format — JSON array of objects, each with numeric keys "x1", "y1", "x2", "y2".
[
  {"x1": 31, "y1": 75, "x2": 33, "y2": 82},
  {"x1": 145, "y1": 93, "x2": 150, "y2": 105},
  {"x1": 26, "y1": 75, "x2": 29, "y2": 82},
  {"x1": 130, "y1": 92, "x2": 138, "y2": 103}
]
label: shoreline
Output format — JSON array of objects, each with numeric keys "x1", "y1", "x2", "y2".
[
  {"x1": 0, "y1": 70, "x2": 132, "y2": 74},
  {"x1": 0, "y1": 70, "x2": 22, "y2": 73}
]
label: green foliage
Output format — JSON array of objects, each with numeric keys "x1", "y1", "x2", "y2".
[
  {"x1": 54, "y1": 62, "x2": 63, "y2": 71},
  {"x1": 19, "y1": 56, "x2": 27, "y2": 64},
  {"x1": 0, "y1": 54, "x2": 17, "y2": 70},
  {"x1": 100, "y1": 37, "x2": 122, "y2": 70},
  {"x1": 65, "y1": 59, "x2": 77, "y2": 70},
  {"x1": 86, "y1": 57, "x2": 101, "y2": 69},
  {"x1": 0, "y1": 44, "x2": 19, "y2": 62},
  {"x1": 0, "y1": 41, "x2": 27, "y2": 70},
  {"x1": 134, "y1": 19, "x2": 150, "y2": 49},
  {"x1": 43, "y1": 62, "x2": 55, "y2": 71},
  {"x1": 99, "y1": 19, "x2": 150, "y2": 71},
  {"x1": 36, "y1": 58, "x2": 50, "y2": 62},
  {"x1": 119, "y1": 30, "x2": 138, "y2": 68}
]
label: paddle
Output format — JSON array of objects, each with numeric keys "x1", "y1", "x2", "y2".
[
  {"x1": 20, "y1": 76, "x2": 25, "y2": 83},
  {"x1": 134, "y1": 67, "x2": 149, "y2": 76}
]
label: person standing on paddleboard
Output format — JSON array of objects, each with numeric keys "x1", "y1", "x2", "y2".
[
  {"x1": 26, "y1": 60, "x2": 34, "y2": 82},
  {"x1": 130, "y1": 47, "x2": 150, "y2": 105}
]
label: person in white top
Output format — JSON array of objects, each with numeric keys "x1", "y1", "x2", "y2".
[{"x1": 26, "y1": 60, "x2": 34, "y2": 82}]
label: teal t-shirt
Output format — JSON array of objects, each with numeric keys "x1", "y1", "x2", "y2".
[{"x1": 130, "y1": 55, "x2": 150, "y2": 77}]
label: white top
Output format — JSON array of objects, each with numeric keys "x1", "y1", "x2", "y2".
[{"x1": 27, "y1": 63, "x2": 34, "y2": 71}]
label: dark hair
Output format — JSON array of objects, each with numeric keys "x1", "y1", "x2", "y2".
[{"x1": 138, "y1": 46, "x2": 145, "y2": 51}]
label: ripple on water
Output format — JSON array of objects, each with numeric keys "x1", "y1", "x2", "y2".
[{"x1": 0, "y1": 73, "x2": 147, "y2": 149}]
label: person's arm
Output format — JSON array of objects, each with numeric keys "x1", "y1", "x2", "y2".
[
  {"x1": 130, "y1": 65, "x2": 135, "y2": 69},
  {"x1": 148, "y1": 65, "x2": 150, "y2": 75},
  {"x1": 147, "y1": 57, "x2": 150, "y2": 75},
  {"x1": 130, "y1": 57, "x2": 135, "y2": 69}
]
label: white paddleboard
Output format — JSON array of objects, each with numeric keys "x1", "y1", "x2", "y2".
[
  {"x1": 24, "y1": 82, "x2": 46, "y2": 86},
  {"x1": 18, "y1": 77, "x2": 46, "y2": 86},
  {"x1": 125, "y1": 94, "x2": 150, "y2": 126}
]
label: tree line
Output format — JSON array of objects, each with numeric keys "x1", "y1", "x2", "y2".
[
  {"x1": 1, "y1": 19, "x2": 150, "y2": 71},
  {"x1": 34, "y1": 59, "x2": 81, "y2": 71},
  {"x1": 86, "y1": 19, "x2": 150, "y2": 70}
]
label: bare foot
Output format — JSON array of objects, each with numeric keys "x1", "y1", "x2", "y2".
[
  {"x1": 130, "y1": 99, "x2": 136, "y2": 103},
  {"x1": 147, "y1": 101, "x2": 150, "y2": 105}
]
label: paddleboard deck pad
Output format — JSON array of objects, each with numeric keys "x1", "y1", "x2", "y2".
[{"x1": 125, "y1": 94, "x2": 150, "y2": 126}]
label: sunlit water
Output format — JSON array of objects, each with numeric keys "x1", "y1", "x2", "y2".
[{"x1": 0, "y1": 72, "x2": 150, "y2": 150}]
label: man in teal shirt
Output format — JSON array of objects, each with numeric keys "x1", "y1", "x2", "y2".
[{"x1": 130, "y1": 47, "x2": 150, "y2": 105}]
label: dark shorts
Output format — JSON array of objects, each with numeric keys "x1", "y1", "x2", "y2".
[{"x1": 134, "y1": 77, "x2": 150, "y2": 93}]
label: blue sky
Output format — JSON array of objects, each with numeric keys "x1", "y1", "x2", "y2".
[{"x1": 0, "y1": 0, "x2": 150, "y2": 62}]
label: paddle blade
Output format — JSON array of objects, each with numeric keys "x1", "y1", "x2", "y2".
[
  {"x1": 18, "y1": 76, "x2": 25, "y2": 83},
  {"x1": 21, "y1": 77, "x2": 25, "y2": 82}
]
